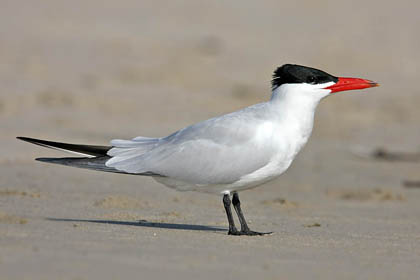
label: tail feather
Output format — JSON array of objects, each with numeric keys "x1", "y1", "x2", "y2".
[
  {"x1": 18, "y1": 136, "x2": 164, "y2": 177},
  {"x1": 17, "y1": 136, "x2": 111, "y2": 157},
  {"x1": 36, "y1": 156, "x2": 121, "y2": 173},
  {"x1": 36, "y1": 156, "x2": 163, "y2": 176}
]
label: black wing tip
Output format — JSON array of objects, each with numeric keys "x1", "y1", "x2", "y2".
[
  {"x1": 17, "y1": 136, "x2": 52, "y2": 148},
  {"x1": 17, "y1": 136, "x2": 43, "y2": 145},
  {"x1": 35, "y1": 157, "x2": 59, "y2": 163},
  {"x1": 35, "y1": 156, "x2": 88, "y2": 162},
  {"x1": 17, "y1": 136, "x2": 32, "y2": 142},
  {"x1": 34, "y1": 157, "x2": 165, "y2": 177},
  {"x1": 17, "y1": 136, "x2": 111, "y2": 157}
]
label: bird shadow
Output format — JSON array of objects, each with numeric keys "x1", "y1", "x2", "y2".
[{"x1": 46, "y1": 217, "x2": 226, "y2": 233}]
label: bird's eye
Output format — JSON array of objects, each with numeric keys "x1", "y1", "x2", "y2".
[{"x1": 307, "y1": 76, "x2": 316, "y2": 84}]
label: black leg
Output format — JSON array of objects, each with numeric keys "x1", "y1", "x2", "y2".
[
  {"x1": 223, "y1": 194, "x2": 239, "y2": 235},
  {"x1": 231, "y1": 192, "x2": 272, "y2": 236},
  {"x1": 232, "y1": 192, "x2": 251, "y2": 232}
]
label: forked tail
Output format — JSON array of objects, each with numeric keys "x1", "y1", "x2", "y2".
[{"x1": 17, "y1": 137, "x2": 161, "y2": 176}]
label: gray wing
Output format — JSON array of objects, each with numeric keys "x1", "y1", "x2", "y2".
[{"x1": 106, "y1": 104, "x2": 276, "y2": 184}]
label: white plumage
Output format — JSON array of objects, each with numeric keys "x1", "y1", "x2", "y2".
[
  {"x1": 105, "y1": 82, "x2": 333, "y2": 194},
  {"x1": 19, "y1": 64, "x2": 378, "y2": 235}
]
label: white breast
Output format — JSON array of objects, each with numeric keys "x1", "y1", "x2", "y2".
[{"x1": 225, "y1": 112, "x2": 315, "y2": 193}]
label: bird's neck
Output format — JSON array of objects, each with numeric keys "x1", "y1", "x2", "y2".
[
  {"x1": 270, "y1": 86, "x2": 320, "y2": 120},
  {"x1": 269, "y1": 86, "x2": 322, "y2": 144}
]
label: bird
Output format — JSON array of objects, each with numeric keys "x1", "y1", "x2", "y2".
[{"x1": 18, "y1": 64, "x2": 379, "y2": 236}]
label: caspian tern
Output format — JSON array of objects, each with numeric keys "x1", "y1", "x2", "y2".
[{"x1": 18, "y1": 64, "x2": 378, "y2": 236}]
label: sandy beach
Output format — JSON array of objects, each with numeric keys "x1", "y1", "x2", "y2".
[{"x1": 1, "y1": 1, "x2": 420, "y2": 279}]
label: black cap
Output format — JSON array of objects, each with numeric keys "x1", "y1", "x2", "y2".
[{"x1": 272, "y1": 64, "x2": 338, "y2": 90}]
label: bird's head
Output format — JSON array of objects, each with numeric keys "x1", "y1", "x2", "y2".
[{"x1": 271, "y1": 64, "x2": 379, "y2": 103}]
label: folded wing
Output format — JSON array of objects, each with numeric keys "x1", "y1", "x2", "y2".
[{"x1": 106, "y1": 107, "x2": 275, "y2": 184}]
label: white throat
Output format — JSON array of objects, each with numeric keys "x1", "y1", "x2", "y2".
[
  {"x1": 270, "y1": 82, "x2": 333, "y2": 104},
  {"x1": 267, "y1": 82, "x2": 334, "y2": 159},
  {"x1": 270, "y1": 82, "x2": 332, "y2": 119}
]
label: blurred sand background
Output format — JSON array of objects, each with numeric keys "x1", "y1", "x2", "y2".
[{"x1": 1, "y1": 0, "x2": 420, "y2": 279}]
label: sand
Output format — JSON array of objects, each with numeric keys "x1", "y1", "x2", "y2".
[{"x1": 1, "y1": 0, "x2": 420, "y2": 279}]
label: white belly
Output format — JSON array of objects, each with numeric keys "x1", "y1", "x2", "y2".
[{"x1": 153, "y1": 156, "x2": 292, "y2": 195}]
